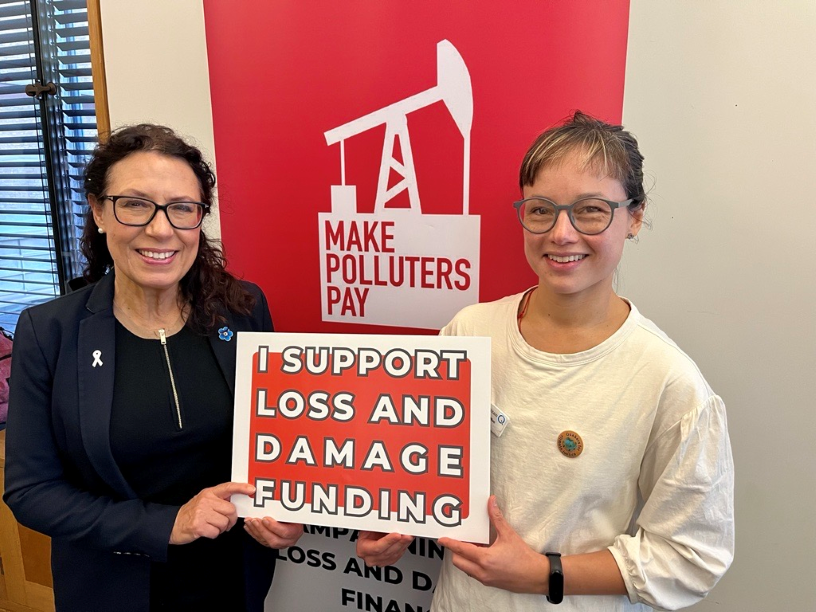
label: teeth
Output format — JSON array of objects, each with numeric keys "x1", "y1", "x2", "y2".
[
  {"x1": 139, "y1": 250, "x2": 174, "y2": 260},
  {"x1": 548, "y1": 254, "x2": 585, "y2": 263}
]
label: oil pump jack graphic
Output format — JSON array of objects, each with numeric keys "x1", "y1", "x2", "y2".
[
  {"x1": 324, "y1": 39, "x2": 473, "y2": 215},
  {"x1": 319, "y1": 40, "x2": 480, "y2": 329}
]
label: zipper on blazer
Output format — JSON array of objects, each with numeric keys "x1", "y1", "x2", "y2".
[{"x1": 158, "y1": 328, "x2": 182, "y2": 430}]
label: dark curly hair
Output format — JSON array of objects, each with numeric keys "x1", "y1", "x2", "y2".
[
  {"x1": 80, "y1": 124, "x2": 254, "y2": 331},
  {"x1": 519, "y1": 110, "x2": 646, "y2": 211}
]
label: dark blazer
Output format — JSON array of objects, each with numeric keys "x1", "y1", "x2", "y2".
[{"x1": 3, "y1": 273, "x2": 276, "y2": 611}]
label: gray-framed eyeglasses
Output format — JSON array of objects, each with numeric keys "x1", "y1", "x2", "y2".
[
  {"x1": 101, "y1": 195, "x2": 209, "y2": 230},
  {"x1": 513, "y1": 196, "x2": 636, "y2": 236}
]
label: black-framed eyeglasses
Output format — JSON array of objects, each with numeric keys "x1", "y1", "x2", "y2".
[
  {"x1": 513, "y1": 196, "x2": 636, "y2": 236},
  {"x1": 100, "y1": 195, "x2": 209, "y2": 230}
]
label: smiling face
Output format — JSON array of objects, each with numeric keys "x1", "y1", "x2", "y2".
[
  {"x1": 91, "y1": 151, "x2": 202, "y2": 301},
  {"x1": 522, "y1": 148, "x2": 642, "y2": 303}
]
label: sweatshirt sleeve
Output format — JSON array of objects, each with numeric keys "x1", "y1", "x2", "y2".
[{"x1": 609, "y1": 394, "x2": 735, "y2": 610}]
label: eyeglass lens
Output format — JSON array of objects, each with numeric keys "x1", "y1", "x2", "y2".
[
  {"x1": 519, "y1": 198, "x2": 613, "y2": 235},
  {"x1": 113, "y1": 197, "x2": 203, "y2": 229}
]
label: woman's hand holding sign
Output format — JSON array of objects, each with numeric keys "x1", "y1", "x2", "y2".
[
  {"x1": 170, "y1": 482, "x2": 254, "y2": 545},
  {"x1": 356, "y1": 497, "x2": 549, "y2": 589},
  {"x1": 244, "y1": 516, "x2": 304, "y2": 549},
  {"x1": 438, "y1": 496, "x2": 549, "y2": 593},
  {"x1": 356, "y1": 530, "x2": 415, "y2": 567},
  {"x1": 438, "y1": 496, "x2": 628, "y2": 596},
  {"x1": 171, "y1": 482, "x2": 304, "y2": 550}
]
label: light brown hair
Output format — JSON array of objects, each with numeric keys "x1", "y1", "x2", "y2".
[{"x1": 519, "y1": 111, "x2": 645, "y2": 210}]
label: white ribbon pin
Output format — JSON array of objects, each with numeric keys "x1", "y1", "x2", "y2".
[{"x1": 92, "y1": 350, "x2": 103, "y2": 368}]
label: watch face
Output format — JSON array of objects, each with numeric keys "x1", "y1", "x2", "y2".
[
  {"x1": 547, "y1": 554, "x2": 564, "y2": 604},
  {"x1": 548, "y1": 571, "x2": 564, "y2": 604}
]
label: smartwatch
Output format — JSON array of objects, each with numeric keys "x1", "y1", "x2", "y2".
[{"x1": 545, "y1": 552, "x2": 564, "y2": 604}]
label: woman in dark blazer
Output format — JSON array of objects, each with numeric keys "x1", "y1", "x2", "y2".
[{"x1": 4, "y1": 124, "x2": 302, "y2": 611}]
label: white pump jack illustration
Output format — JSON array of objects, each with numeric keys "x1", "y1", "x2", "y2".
[
  {"x1": 319, "y1": 40, "x2": 480, "y2": 329},
  {"x1": 324, "y1": 39, "x2": 473, "y2": 215}
]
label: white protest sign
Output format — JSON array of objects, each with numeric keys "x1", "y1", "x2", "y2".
[{"x1": 232, "y1": 332, "x2": 491, "y2": 543}]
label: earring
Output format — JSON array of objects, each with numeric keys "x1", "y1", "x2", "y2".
[
  {"x1": 626, "y1": 233, "x2": 634, "y2": 239},
  {"x1": 98, "y1": 227, "x2": 105, "y2": 234}
]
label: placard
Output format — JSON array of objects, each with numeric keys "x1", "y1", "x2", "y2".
[{"x1": 232, "y1": 332, "x2": 491, "y2": 542}]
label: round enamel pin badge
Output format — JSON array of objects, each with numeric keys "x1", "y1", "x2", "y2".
[{"x1": 557, "y1": 430, "x2": 583, "y2": 458}]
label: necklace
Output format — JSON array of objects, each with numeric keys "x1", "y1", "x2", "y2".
[
  {"x1": 113, "y1": 300, "x2": 188, "y2": 340},
  {"x1": 113, "y1": 299, "x2": 187, "y2": 430},
  {"x1": 517, "y1": 287, "x2": 536, "y2": 331}
]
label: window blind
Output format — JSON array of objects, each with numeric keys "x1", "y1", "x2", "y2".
[{"x1": 0, "y1": 0, "x2": 97, "y2": 331}]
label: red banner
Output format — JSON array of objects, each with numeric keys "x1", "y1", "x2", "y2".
[{"x1": 204, "y1": 0, "x2": 630, "y2": 334}]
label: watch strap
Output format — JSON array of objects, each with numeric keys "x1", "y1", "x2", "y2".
[{"x1": 545, "y1": 552, "x2": 564, "y2": 604}]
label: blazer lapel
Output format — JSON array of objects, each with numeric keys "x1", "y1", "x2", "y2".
[
  {"x1": 77, "y1": 274, "x2": 137, "y2": 499},
  {"x1": 209, "y1": 312, "x2": 238, "y2": 397}
]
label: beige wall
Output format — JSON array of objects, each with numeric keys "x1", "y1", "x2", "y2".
[
  {"x1": 99, "y1": 1, "x2": 816, "y2": 609},
  {"x1": 622, "y1": 1, "x2": 816, "y2": 609},
  {"x1": 99, "y1": 0, "x2": 220, "y2": 236}
]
